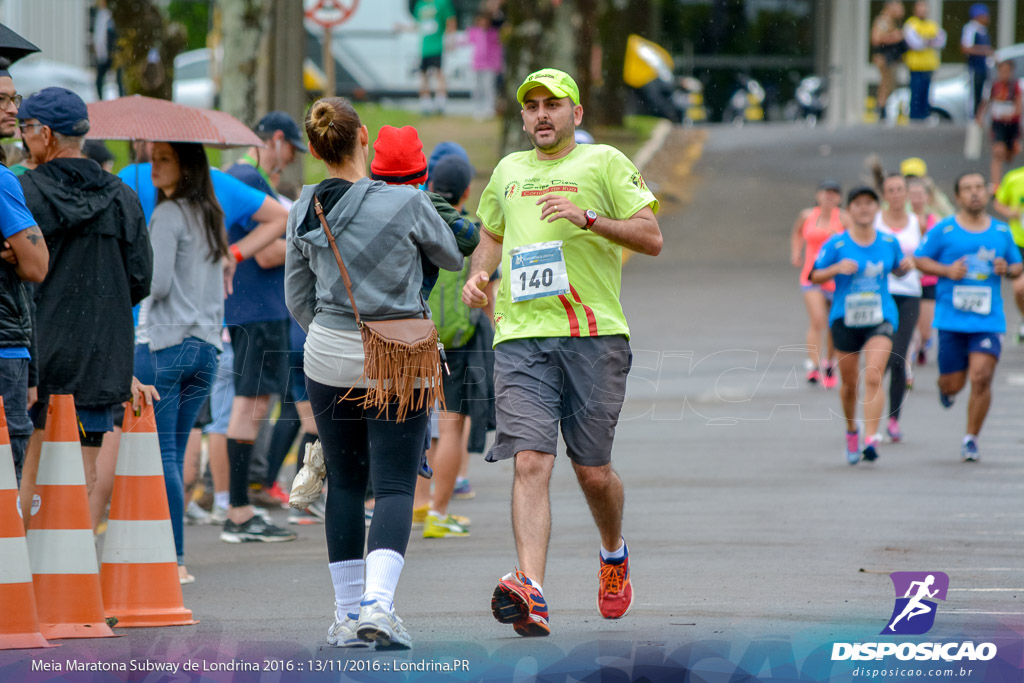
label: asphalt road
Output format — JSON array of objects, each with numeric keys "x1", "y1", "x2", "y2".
[{"x1": 3, "y1": 122, "x2": 1023, "y2": 682}]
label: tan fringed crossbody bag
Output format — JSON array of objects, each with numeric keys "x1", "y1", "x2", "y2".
[{"x1": 314, "y1": 196, "x2": 445, "y2": 421}]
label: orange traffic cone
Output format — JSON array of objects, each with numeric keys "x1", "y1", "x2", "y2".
[
  {"x1": 0, "y1": 398, "x2": 54, "y2": 650},
  {"x1": 100, "y1": 400, "x2": 196, "y2": 627},
  {"x1": 27, "y1": 394, "x2": 115, "y2": 639}
]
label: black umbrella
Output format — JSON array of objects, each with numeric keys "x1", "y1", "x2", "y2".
[{"x1": 0, "y1": 23, "x2": 40, "y2": 65}]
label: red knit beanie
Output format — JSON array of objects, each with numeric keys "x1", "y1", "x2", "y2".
[{"x1": 370, "y1": 125, "x2": 428, "y2": 185}]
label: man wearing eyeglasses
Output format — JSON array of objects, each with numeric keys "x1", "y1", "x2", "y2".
[{"x1": 0, "y1": 58, "x2": 47, "y2": 485}]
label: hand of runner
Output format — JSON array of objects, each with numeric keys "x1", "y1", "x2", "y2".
[
  {"x1": 993, "y1": 257, "x2": 1009, "y2": 275},
  {"x1": 537, "y1": 194, "x2": 585, "y2": 227},
  {"x1": 27, "y1": 386, "x2": 36, "y2": 410},
  {"x1": 835, "y1": 258, "x2": 859, "y2": 276},
  {"x1": 895, "y1": 255, "x2": 915, "y2": 275},
  {"x1": 462, "y1": 271, "x2": 490, "y2": 308},
  {"x1": 947, "y1": 257, "x2": 968, "y2": 281}
]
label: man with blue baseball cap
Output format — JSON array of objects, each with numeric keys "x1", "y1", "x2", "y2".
[
  {"x1": 961, "y1": 3, "x2": 993, "y2": 116},
  {"x1": 16, "y1": 87, "x2": 153, "y2": 524}
]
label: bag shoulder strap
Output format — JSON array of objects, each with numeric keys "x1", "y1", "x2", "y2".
[{"x1": 314, "y1": 194, "x2": 362, "y2": 328}]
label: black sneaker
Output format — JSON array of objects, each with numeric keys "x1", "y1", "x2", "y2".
[{"x1": 220, "y1": 514, "x2": 297, "y2": 543}]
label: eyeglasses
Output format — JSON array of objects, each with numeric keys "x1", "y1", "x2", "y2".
[
  {"x1": 0, "y1": 94, "x2": 23, "y2": 109},
  {"x1": 17, "y1": 122, "x2": 41, "y2": 134}
]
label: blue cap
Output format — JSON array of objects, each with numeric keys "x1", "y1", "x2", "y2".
[
  {"x1": 427, "y1": 141, "x2": 469, "y2": 182},
  {"x1": 18, "y1": 87, "x2": 89, "y2": 136},
  {"x1": 255, "y1": 110, "x2": 305, "y2": 152},
  {"x1": 969, "y1": 3, "x2": 989, "y2": 19},
  {"x1": 430, "y1": 154, "x2": 474, "y2": 205}
]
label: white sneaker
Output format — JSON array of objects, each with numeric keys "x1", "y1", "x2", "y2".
[
  {"x1": 185, "y1": 500, "x2": 211, "y2": 525},
  {"x1": 210, "y1": 505, "x2": 227, "y2": 524},
  {"x1": 355, "y1": 600, "x2": 412, "y2": 650},
  {"x1": 290, "y1": 440, "x2": 326, "y2": 509},
  {"x1": 212, "y1": 505, "x2": 271, "y2": 524},
  {"x1": 327, "y1": 614, "x2": 369, "y2": 648}
]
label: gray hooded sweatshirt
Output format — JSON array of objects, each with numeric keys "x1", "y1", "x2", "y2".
[{"x1": 285, "y1": 178, "x2": 462, "y2": 334}]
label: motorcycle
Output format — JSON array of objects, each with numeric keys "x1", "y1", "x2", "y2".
[
  {"x1": 623, "y1": 34, "x2": 707, "y2": 125},
  {"x1": 722, "y1": 74, "x2": 765, "y2": 126},
  {"x1": 785, "y1": 75, "x2": 827, "y2": 126}
]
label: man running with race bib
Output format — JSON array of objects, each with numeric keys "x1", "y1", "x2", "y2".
[
  {"x1": 915, "y1": 172, "x2": 1022, "y2": 462},
  {"x1": 462, "y1": 68, "x2": 662, "y2": 636}
]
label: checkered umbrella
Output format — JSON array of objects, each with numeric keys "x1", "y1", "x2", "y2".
[{"x1": 86, "y1": 95, "x2": 263, "y2": 148}]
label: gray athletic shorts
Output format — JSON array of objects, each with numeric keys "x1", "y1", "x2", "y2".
[{"x1": 486, "y1": 335, "x2": 632, "y2": 467}]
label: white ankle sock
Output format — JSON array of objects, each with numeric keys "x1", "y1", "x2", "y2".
[
  {"x1": 600, "y1": 540, "x2": 626, "y2": 562},
  {"x1": 963, "y1": 434, "x2": 977, "y2": 445},
  {"x1": 363, "y1": 549, "x2": 404, "y2": 610},
  {"x1": 329, "y1": 559, "x2": 364, "y2": 621},
  {"x1": 214, "y1": 491, "x2": 229, "y2": 510}
]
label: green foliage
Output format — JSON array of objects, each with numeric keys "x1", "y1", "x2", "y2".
[{"x1": 168, "y1": 0, "x2": 212, "y2": 52}]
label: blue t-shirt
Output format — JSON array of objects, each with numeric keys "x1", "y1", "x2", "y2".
[
  {"x1": 915, "y1": 216, "x2": 1021, "y2": 333},
  {"x1": 0, "y1": 166, "x2": 37, "y2": 359},
  {"x1": 118, "y1": 163, "x2": 266, "y2": 227},
  {"x1": 224, "y1": 162, "x2": 288, "y2": 325},
  {"x1": 814, "y1": 231, "x2": 904, "y2": 327},
  {"x1": 961, "y1": 20, "x2": 991, "y2": 72},
  {"x1": 119, "y1": 163, "x2": 267, "y2": 325}
]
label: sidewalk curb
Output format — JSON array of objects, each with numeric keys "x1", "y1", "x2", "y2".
[{"x1": 633, "y1": 119, "x2": 673, "y2": 172}]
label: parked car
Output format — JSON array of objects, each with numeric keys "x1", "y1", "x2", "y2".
[
  {"x1": 885, "y1": 43, "x2": 1024, "y2": 123},
  {"x1": 173, "y1": 48, "x2": 216, "y2": 109},
  {"x1": 9, "y1": 56, "x2": 111, "y2": 103}
]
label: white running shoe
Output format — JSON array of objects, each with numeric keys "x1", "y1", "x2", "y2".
[
  {"x1": 209, "y1": 505, "x2": 227, "y2": 524},
  {"x1": 356, "y1": 600, "x2": 412, "y2": 650},
  {"x1": 290, "y1": 440, "x2": 326, "y2": 509},
  {"x1": 185, "y1": 500, "x2": 211, "y2": 525},
  {"x1": 327, "y1": 614, "x2": 369, "y2": 648}
]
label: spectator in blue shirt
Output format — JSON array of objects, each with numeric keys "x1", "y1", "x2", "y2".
[
  {"x1": 0, "y1": 61, "x2": 48, "y2": 481},
  {"x1": 961, "y1": 4, "x2": 993, "y2": 117}
]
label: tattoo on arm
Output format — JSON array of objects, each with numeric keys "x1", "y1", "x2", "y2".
[{"x1": 25, "y1": 226, "x2": 42, "y2": 245}]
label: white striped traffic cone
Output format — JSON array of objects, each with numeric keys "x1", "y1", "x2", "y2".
[
  {"x1": 0, "y1": 398, "x2": 54, "y2": 650},
  {"x1": 100, "y1": 399, "x2": 196, "y2": 626},
  {"x1": 27, "y1": 394, "x2": 116, "y2": 639}
]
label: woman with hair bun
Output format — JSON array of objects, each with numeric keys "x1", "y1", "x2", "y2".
[{"x1": 285, "y1": 97, "x2": 462, "y2": 649}]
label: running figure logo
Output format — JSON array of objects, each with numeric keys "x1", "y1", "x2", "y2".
[{"x1": 883, "y1": 571, "x2": 949, "y2": 635}]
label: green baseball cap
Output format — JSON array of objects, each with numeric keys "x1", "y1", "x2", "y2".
[{"x1": 516, "y1": 68, "x2": 580, "y2": 106}]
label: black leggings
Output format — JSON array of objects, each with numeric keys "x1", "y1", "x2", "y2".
[
  {"x1": 887, "y1": 295, "x2": 921, "y2": 420},
  {"x1": 305, "y1": 377, "x2": 428, "y2": 563}
]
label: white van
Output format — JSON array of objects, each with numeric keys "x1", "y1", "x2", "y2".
[{"x1": 304, "y1": 0, "x2": 475, "y2": 99}]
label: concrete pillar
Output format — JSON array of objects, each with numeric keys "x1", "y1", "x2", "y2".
[
  {"x1": 827, "y1": 0, "x2": 870, "y2": 127},
  {"x1": 997, "y1": 0, "x2": 1016, "y2": 49}
]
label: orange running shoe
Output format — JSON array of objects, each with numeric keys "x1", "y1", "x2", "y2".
[
  {"x1": 491, "y1": 570, "x2": 550, "y2": 637},
  {"x1": 598, "y1": 545, "x2": 633, "y2": 619}
]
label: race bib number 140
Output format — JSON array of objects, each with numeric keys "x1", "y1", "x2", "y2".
[{"x1": 509, "y1": 240, "x2": 570, "y2": 303}]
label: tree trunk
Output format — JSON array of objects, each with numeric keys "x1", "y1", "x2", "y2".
[
  {"x1": 594, "y1": 0, "x2": 651, "y2": 127},
  {"x1": 110, "y1": 0, "x2": 187, "y2": 100},
  {"x1": 217, "y1": 0, "x2": 271, "y2": 164},
  {"x1": 498, "y1": 0, "x2": 560, "y2": 157}
]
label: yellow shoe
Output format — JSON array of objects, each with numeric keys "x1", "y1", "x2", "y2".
[
  {"x1": 450, "y1": 513, "x2": 471, "y2": 527},
  {"x1": 423, "y1": 512, "x2": 470, "y2": 539},
  {"x1": 411, "y1": 505, "x2": 429, "y2": 528}
]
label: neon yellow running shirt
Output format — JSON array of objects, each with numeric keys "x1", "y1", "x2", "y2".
[
  {"x1": 996, "y1": 166, "x2": 1024, "y2": 247},
  {"x1": 477, "y1": 143, "x2": 659, "y2": 346}
]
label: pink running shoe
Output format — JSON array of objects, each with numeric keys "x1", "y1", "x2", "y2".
[{"x1": 886, "y1": 417, "x2": 902, "y2": 443}]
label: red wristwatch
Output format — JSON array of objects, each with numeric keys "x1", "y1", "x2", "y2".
[
  {"x1": 583, "y1": 209, "x2": 598, "y2": 230},
  {"x1": 230, "y1": 244, "x2": 244, "y2": 263}
]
